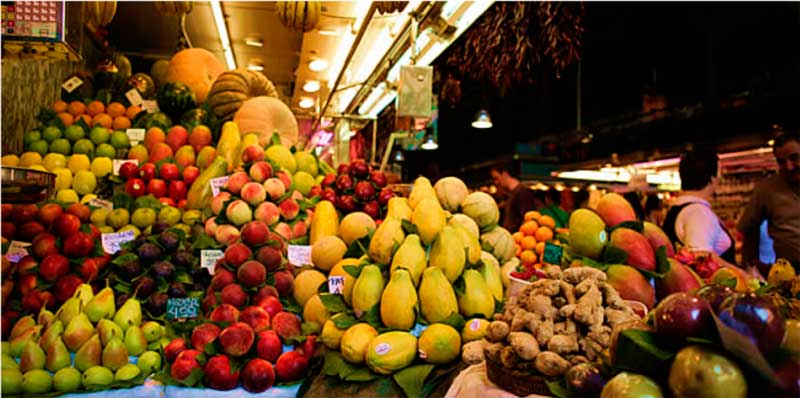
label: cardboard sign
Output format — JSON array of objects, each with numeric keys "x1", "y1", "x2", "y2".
[
  {"x1": 288, "y1": 245, "x2": 312, "y2": 266},
  {"x1": 166, "y1": 298, "x2": 200, "y2": 320},
  {"x1": 210, "y1": 176, "x2": 230, "y2": 197},
  {"x1": 543, "y1": 242, "x2": 564, "y2": 265},
  {"x1": 88, "y1": 198, "x2": 113, "y2": 211},
  {"x1": 142, "y1": 100, "x2": 159, "y2": 114},
  {"x1": 201, "y1": 249, "x2": 224, "y2": 275},
  {"x1": 126, "y1": 128, "x2": 145, "y2": 145},
  {"x1": 328, "y1": 276, "x2": 345, "y2": 294},
  {"x1": 125, "y1": 88, "x2": 144, "y2": 107},
  {"x1": 5, "y1": 241, "x2": 31, "y2": 263},
  {"x1": 112, "y1": 159, "x2": 138, "y2": 176},
  {"x1": 101, "y1": 230, "x2": 135, "y2": 255},
  {"x1": 62, "y1": 76, "x2": 83, "y2": 93}
]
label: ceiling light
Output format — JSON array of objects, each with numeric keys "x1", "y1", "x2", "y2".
[
  {"x1": 571, "y1": 186, "x2": 580, "y2": 192},
  {"x1": 309, "y1": 59, "x2": 329, "y2": 72},
  {"x1": 472, "y1": 109, "x2": 492, "y2": 129},
  {"x1": 317, "y1": 29, "x2": 339, "y2": 36},
  {"x1": 393, "y1": 150, "x2": 405, "y2": 162},
  {"x1": 768, "y1": 139, "x2": 775, "y2": 146},
  {"x1": 420, "y1": 136, "x2": 438, "y2": 150},
  {"x1": 245, "y1": 37, "x2": 263, "y2": 47},
  {"x1": 247, "y1": 60, "x2": 264, "y2": 72},
  {"x1": 298, "y1": 97, "x2": 315, "y2": 109},
  {"x1": 303, "y1": 80, "x2": 321, "y2": 93},
  {"x1": 210, "y1": 0, "x2": 236, "y2": 70}
]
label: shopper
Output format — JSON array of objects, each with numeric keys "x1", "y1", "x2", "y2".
[
  {"x1": 662, "y1": 150, "x2": 736, "y2": 263},
  {"x1": 644, "y1": 194, "x2": 665, "y2": 225},
  {"x1": 490, "y1": 165, "x2": 536, "y2": 231},
  {"x1": 738, "y1": 131, "x2": 800, "y2": 271},
  {"x1": 539, "y1": 189, "x2": 570, "y2": 228},
  {"x1": 624, "y1": 191, "x2": 645, "y2": 220}
]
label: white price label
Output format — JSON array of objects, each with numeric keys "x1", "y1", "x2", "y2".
[
  {"x1": 201, "y1": 250, "x2": 224, "y2": 275},
  {"x1": 101, "y1": 230, "x2": 135, "y2": 255},
  {"x1": 287, "y1": 245, "x2": 312, "y2": 266},
  {"x1": 62, "y1": 76, "x2": 83, "y2": 93},
  {"x1": 126, "y1": 128, "x2": 145, "y2": 145},
  {"x1": 142, "y1": 100, "x2": 159, "y2": 113},
  {"x1": 5, "y1": 241, "x2": 31, "y2": 263},
  {"x1": 469, "y1": 319, "x2": 481, "y2": 331},
  {"x1": 88, "y1": 198, "x2": 113, "y2": 211},
  {"x1": 125, "y1": 88, "x2": 144, "y2": 107},
  {"x1": 328, "y1": 276, "x2": 345, "y2": 294},
  {"x1": 112, "y1": 159, "x2": 138, "y2": 176},
  {"x1": 210, "y1": 176, "x2": 230, "y2": 197},
  {"x1": 375, "y1": 343, "x2": 391, "y2": 355}
]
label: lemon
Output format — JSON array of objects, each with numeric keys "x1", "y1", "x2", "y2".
[
  {"x1": 18, "y1": 152, "x2": 43, "y2": 167},
  {"x1": 89, "y1": 127, "x2": 110, "y2": 145},
  {"x1": 110, "y1": 131, "x2": 131, "y2": 149},
  {"x1": 1, "y1": 155, "x2": 19, "y2": 166},
  {"x1": 42, "y1": 126, "x2": 62, "y2": 142},
  {"x1": 72, "y1": 170, "x2": 97, "y2": 195},
  {"x1": 28, "y1": 140, "x2": 49, "y2": 156},
  {"x1": 181, "y1": 209, "x2": 202, "y2": 225},
  {"x1": 91, "y1": 157, "x2": 113, "y2": 178},
  {"x1": 99, "y1": 226, "x2": 115, "y2": 234},
  {"x1": 56, "y1": 189, "x2": 79, "y2": 204},
  {"x1": 53, "y1": 168, "x2": 73, "y2": 190},
  {"x1": 95, "y1": 143, "x2": 116, "y2": 159},
  {"x1": 43, "y1": 153, "x2": 67, "y2": 171},
  {"x1": 24, "y1": 130, "x2": 42, "y2": 145},
  {"x1": 80, "y1": 193, "x2": 98, "y2": 204},
  {"x1": 90, "y1": 208, "x2": 110, "y2": 227},
  {"x1": 28, "y1": 165, "x2": 47, "y2": 172},
  {"x1": 67, "y1": 154, "x2": 90, "y2": 173},
  {"x1": 157, "y1": 206, "x2": 182, "y2": 226},
  {"x1": 64, "y1": 125, "x2": 85, "y2": 142},
  {"x1": 131, "y1": 208, "x2": 157, "y2": 229},
  {"x1": 72, "y1": 139, "x2": 95, "y2": 156},
  {"x1": 106, "y1": 209, "x2": 130, "y2": 229},
  {"x1": 118, "y1": 224, "x2": 141, "y2": 238}
]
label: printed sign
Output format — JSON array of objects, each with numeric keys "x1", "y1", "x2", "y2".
[
  {"x1": 210, "y1": 176, "x2": 230, "y2": 197},
  {"x1": 543, "y1": 242, "x2": 564, "y2": 266},
  {"x1": 112, "y1": 159, "x2": 138, "y2": 176},
  {"x1": 288, "y1": 245, "x2": 312, "y2": 266},
  {"x1": 125, "y1": 89, "x2": 144, "y2": 107},
  {"x1": 88, "y1": 198, "x2": 113, "y2": 211},
  {"x1": 328, "y1": 276, "x2": 345, "y2": 294},
  {"x1": 126, "y1": 128, "x2": 145, "y2": 145},
  {"x1": 142, "y1": 100, "x2": 159, "y2": 114},
  {"x1": 166, "y1": 298, "x2": 200, "y2": 320},
  {"x1": 62, "y1": 76, "x2": 83, "y2": 93},
  {"x1": 101, "y1": 230, "x2": 135, "y2": 255},
  {"x1": 201, "y1": 249, "x2": 224, "y2": 275},
  {"x1": 5, "y1": 241, "x2": 31, "y2": 263}
]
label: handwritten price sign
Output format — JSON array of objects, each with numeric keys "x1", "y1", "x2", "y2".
[{"x1": 166, "y1": 298, "x2": 200, "y2": 320}]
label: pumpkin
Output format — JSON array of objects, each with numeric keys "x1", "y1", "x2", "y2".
[
  {"x1": 449, "y1": 213, "x2": 480, "y2": 239},
  {"x1": 154, "y1": 1, "x2": 193, "y2": 16},
  {"x1": 150, "y1": 59, "x2": 170, "y2": 88},
  {"x1": 165, "y1": 48, "x2": 225, "y2": 103},
  {"x1": 86, "y1": 1, "x2": 117, "y2": 26},
  {"x1": 233, "y1": 96, "x2": 299, "y2": 148},
  {"x1": 461, "y1": 192, "x2": 500, "y2": 230},
  {"x1": 127, "y1": 73, "x2": 156, "y2": 98},
  {"x1": 207, "y1": 70, "x2": 279, "y2": 121},
  {"x1": 480, "y1": 226, "x2": 515, "y2": 262},
  {"x1": 433, "y1": 176, "x2": 469, "y2": 212},
  {"x1": 376, "y1": 1, "x2": 407, "y2": 14},
  {"x1": 157, "y1": 82, "x2": 197, "y2": 119},
  {"x1": 276, "y1": 1, "x2": 320, "y2": 32}
]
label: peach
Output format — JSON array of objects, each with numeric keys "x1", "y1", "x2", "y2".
[
  {"x1": 241, "y1": 220, "x2": 270, "y2": 247},
  {"x1": 257, "y1": 295, "x2": 283, "y2": 319},
  {"x1": 226, "y1": 171, "x2": 251, "y2": 195},
  {"x1": 254, "y1": 202, "x2": 281, "y2": 226},
  {"x1": 254, "y1": 286, "x2": 280, "y2": 307},
  {"x1": 128, "y1": 145, "x2": 149, "y2": 164},
  {"x1": 149, "y1": 142, "x2": 174, "y2": 163},
  {"x1": 291, "y1": 190, "x2": 304, "y2": 201},
  {"x1": 241, "y1": 144, "x2": 265, "y2": 164},
  {"x1": 256, "y1": 330, "x2": 283, "y2": 363},
  {"x1": 249, "y1": 161, "x2": 273, "y2": 183},
  {"x1": 237, "y1": 260, "x2": 266, "y2": 288},
  {"x1": 241, "y1": 358, "x2": 275, "y2": 393},
  {"x1": 215, "y1": 224, "x2": 241, "y2": 246},
  {"x1": 241, "y1": 182, "x2": 267, "y2": 206},
  {"x1": 219, "y1": 322, "x2": 255, "y2": 357},
  {"x1": 276, "y1": 171, "x2": 292, "y2": 190},
  {"x1": 204, "y1": 354, "x2": 240, "y2": 390},
  {"x1": 269, "y1": 231, "x2": 288, "y2": 253},
  {"x1": 279, "y1": 198, "x2": 300, "y2": 220},
  {"x1": 292, "y1": 220, "x2": 307, "y2": 238},
  {"x1": 224, "y1": 242, "x2": 252, "y2": 268},
  {"x1": 255, "y1": 246, "x2": 283, "y2": 271},
  {"x1": 271, "y1": 312, "x2": 302, "y2": 341},
  {"x1": 191, "y1": 322, "x2": 221, "y2": 353},
  {"x1": 166, "y1": 126, "x2": 189, "y2": 153},
  {"x1": 221, "y1": 283, "x2": 248, "y2": 308},
  {"x1": 263, "y1": 178, "x2": 286, "y2": 200},
  {"x1": 211, "y1": 268, "x2": 235, "y2": 291},
  {"x1": 164, "y1": 338, "x2": 188, "y2": 363},
  {"x1": 174, "y1": 145, "x2": 196, "y2": 168},
  {"x1": 196, "y1": 146, "x2": 217, "y2": 169},
  {"x1": 189, "y1": 125, "x2": 213, "y2": 152},
  {"x1": 226, "y1": 200, "x2": 253, "y2": 226},
  {"x1": 202, "y1": 289, "x2": 217, "y2": 313},
  {"x1": 209, "y1": 303, "x2": 240, "y2": 323},
  {"x1": 240, "y1": 305, "x2": 271, "y2": 332},
  {"x1": 205, "y1": 216, "x2": 219, "y2": 236},
  {"x1": 273, "y1": 222, "x2": 293, "y2": 240},
  {"x1": 144, "y1": 127, "x2": 166, "y2": 151},
  {"x1": 172, "y1": 349, "x2": 203, "y2": 381},
  {"x1": 210, "y1": 192, "x2": 232, "y2": 216},
  {"x1": 273, "y1": 270, "x2": 294, "y2": 298},
  {"x1": 275, "y1": 351, "x2": 309, "y2": 382}
]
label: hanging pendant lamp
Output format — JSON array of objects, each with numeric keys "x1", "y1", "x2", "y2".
[{"x1": 472, "y1": 109, "x2": 493, "y2": 129}]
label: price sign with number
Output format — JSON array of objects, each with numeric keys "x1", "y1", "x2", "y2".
[
  {"x1": 288, "y1": 245, "x2": 312, "y2": 266},
  {"x1": 125, "y1": 89, "x2": 144, "y2": 106},
  {"x1": 126, "y1": 128, "x2": 145, "y2": 145},
  {"x1": 142, "y1": 100, "x2": 159, "y2": 114},
  {"x1": 166, "y1": 298, "x2": 200, "y2": 320},
  {"x1": 201, "y1": 250, "x2": 224, "y2": 275},
  {"x1": 101, "y1": 230, "x2": 136, "y2": 255},
  {"x1": 210, "y1": 176, "x2": 230, "y2": 197},
  {"x1": 543, "y1": 242, "x2": 564, "y2": 265},
  {"x1": 328, "y1": 276, "x2": 345, "y2": 294},
  {"x1": 62, "y1": 76, "x2": 83, "y2": 93}
]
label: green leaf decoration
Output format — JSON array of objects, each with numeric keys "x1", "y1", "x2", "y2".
[
  {"x1": 720, "y1": 277, "x2": 738, "y2": 288},
  {"x1": 545, "y1": 378, "x2": 570, "y2": 398},
  {"x1": 612, "y1": 329, "x2": 675, "y2": 375},
  {"x1": 343, "y1": 265, "x2": 362, "y2": 278},
  {"x1": 345, "y1": 236, "x2": 371, "y2": 259},
  {"x1": 112, "y1": 252, "x2": 138, "y2": 266},
  {"x1": 611, "y1": 221, "x2": 645, "y2": 233},
  {"x1": 191, "y1": 233, "x2": 223, "y2": 250},
  {"x1": 111, "y1": 191, "x2": 134, "y2": 213},
  {"x1": 365, "y1": 303, "x2": 382, "y2": 328},
  {"x1": 344, "y1": 367, "x2": 378, "y2": 382},
  {"x1": 401, "y1": 219, "x2": 418, "y2": 235},
  {"x1": 439, "y1": 312, "x2": 466, "y2": 331},
  {"x1": 392, "y1": 364, "x2": 434, "y2": 398},
  {"x1": 320, "y1": 293, "x2": 347, "y2": 313},
  {"x1": 655, "y1": 246, "x2": 671, "y2": 275},
  {"x1": 302, "y1": 321, "x2": 321, "y2": 336},
  {"x1": 602, "y1": 245, "x2": 628, "y2": 264},
  {"x1": 332, "y1": 312, "x2": 359, "y2": 329}
]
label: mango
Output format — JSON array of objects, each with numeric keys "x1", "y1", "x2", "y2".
[
  {"x1": 321, "y1": 318, "x2": 346, "y2": 350},
  {"x1": 365, "y1": 331, "x2": 417, "y2": 375},
  {"x1": 408, "y1": 176, "x2": 436, "y2": 209},
  {"x1": 418, "y1": 324, "x2": 461, "y2": 364},
  {"x1": 340, "y1": 323, "x2": 378, "y2": 364},
  {"x1": 449, "y1": 213, "x2": 480, "y2": 239},
  {"x1": 380, "y1": 269, "x2": 418, "y2": 330},
  {"x1": 419, "y1": 267, "x2": 459, "y2": 324},
  {"x1": 412, "y1": 197, "x2": 446, "y2": 245},
  {"x1": 310, "y1": 200, "x2": 339, "y2": 245},
  {"x1": 368, "y1": 217, "x2": 404, "y2": 265},
  {"x1": 385, "y1": 197, "x2": 412, "y2": 222},
  {"x1": 656, "y1": 259, "x2": 703, "y2": 299},
  {"x1": 606, "y1": 265, "x2": 655, "y2": 309},
  {"x1": 480, "y1": 253, "x2": 504, "y2": 302},
  {"x1": 352, "y1": 265, "x2": 385, "y2": 318},
  {"x1": 568, "y1": 209, "x2": 608, "y2": 259},
  {"x1": 453, "y1": 223, "x2": 481, "y2": 265},
  {"x1": 610, "y1": 228, "x2": 656, "y2": 271},
  {"x1": 596, "y1": 192, "x2": 637, "y2": 228},
  {"x1": 458, "y1": 269, "x2": 495, "y2": 318},
  {"x1": 642, "y1": 221, "x2": 675, "y2": 257},
  {"x1": 390, "y1": 234, "x2": 427, "y2": 287},
  {"x1": 430, "y1": 226, "x2": 466, "y2": 282},
  {"x1": 433, "y1": 177, "x2": 469, "y2": 212}
]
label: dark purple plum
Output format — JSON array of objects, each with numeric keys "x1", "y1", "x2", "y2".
[
  {"x1": 696, "y1": 284, "x2": 737, "y2": 313},
  {"x1": 134, "y1": 276, "x2": 156, "y2": 299},
  {"x1": 653, "y1": 292, "x2": 715, "y2": 340},
  {"x1": 174, "y1": 250, "x2": 195, "y2": 269},
  {"x1": 167, "y1": 282, "x2": 186, "y2": 298},
  {"x1": 148, "y1": 292, "x2": 168, "y2": 316},
  {"x1": 152, "y1": 261, "x2": 176, "y2": 279},
  {"x1": 138, "y1": 242, "x2": 163, "y2": 264},
  {"x1": 158, "y1": 230, "x2": 180, "y2": 253},
  {"x1": 119, "y1": 260, "x2": 143, "y2": 279},
  {"x1": 116, "y1": 293, "x2": 130, "y2": 309},
  {"x1": 565, "y1": 363, "x2": 607, "y2": 397},
  {"x1": 151, "y1": 222, "x2": 171, "y2": 235},
  {"x1": 718, "y1": 293, "x2": 785, "y2": 356}
]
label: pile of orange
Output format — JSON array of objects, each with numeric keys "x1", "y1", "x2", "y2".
[
  {"x1": 52, "y1": 100, "x2": 142, "y2": 130},
  {"x1": 512, "y1": 211, "x2": 559, "y2": 267}
]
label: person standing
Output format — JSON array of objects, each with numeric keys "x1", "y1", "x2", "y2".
[
  {"x1": 539, "y1": 189, "x2": 570, "y2": 228},
  {"x1": 490, "y1": 165, "x2": 536, "y2": 232},
  {"x1": 738, "y1": 131, "x2": 800, "y2": 271}
]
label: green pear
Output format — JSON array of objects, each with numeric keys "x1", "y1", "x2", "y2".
[
  {"x1": 37, "y1": 306, "x2": 55, "y2": 328},
  {"x1": 141, "y1": 321, "x2": 163, "y2": 342},
  {"x1": 1, "y1": 341, "x2": 9, "y2": 352},
  {"x1": 75, "y1": 283, "x2": 94, "y2": 306},
  {"x1": 81, "y1": 365, "x2": 113, "y2": 389},
  {"x1": 102, "y1": 336, "x2": 129, "y2": 371},
  {"x1": 38, "y1": 319, "x2": 64, "y2": 353},
  {"x1": 9, "y1": 326, "x2": 41, "y2": 357},
  {"x1": 53, "y1": 367, "x2": 81, "y2": 392},
  {"x1": 151, "y1": 337, "x2": 171, "y2": 351},
  {"x1": 57, "y1": 296, "x2": 82, "y2": 325},
  {"x1": 22, "y1": 368, "x2": 52, "y2": 394},
  {"x1": 84, "y1": 280, "x2": 115, "y2": 323},
  {"x1": 45, "y1": 339, "x2": 70, "y2": 372},
  {"x1": 1, "y1": 368, "x2": 23, "y2": 394},
  {"x1": 137, "y1": 351, "x2": 161, "y2": 374},
  {"x1": 9, "y1": 315, "x2": 35, "y2": 340},
  {"x1": 63, "y1": 313, "x2": 93, "y2": 352},
  {"x1": 113, "y1": 296, "x2": 142, "y2": 331},
  {"x1": 114, "y1": 363, "x2": 141, "y2": 381},
  {"x1": 97, "y1": 319, "x2": 124, "y2": 347},
  {"x1": 124, "y1": 326, "x2": 147, "y2": 356},
  {"x1": 19, "y1": 340, "x2": 45, "y2": 372},
  {"x1": 2, "y1": 353, "x2": 19, "y2": 370},
  {"x1": 74, "y1": 334, "x2": 101, "y2": 372}
]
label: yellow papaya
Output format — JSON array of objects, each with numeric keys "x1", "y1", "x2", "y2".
[
  {"x1": 365, "y1": 331, "x2": 417, "y2": 375},
  {"x1": 409, "y1": 176, "x2": 437, "y2": 209},
  {"x1": 429, "y1": 226, "x2": 465, "y2": 282},
  {"x1": 419, "y1": 267, "x2": 458, "y2": 324},
  {"x1": 352, "y1": 265, "x2": 384, "y2": 318},
  {"x1": 389, "y1": 234, "x2": 427, "y2": 286},
  {"x1": 368, "y1": 217, "x2": 404, "y2": 265},
  {"x1": 412, "y1": 197, "x2": 445, "y2": 245},
  {"x1": 216, "y1": 121, "x2": 242, "y2": 172},
  {"x1": 385, "y1": 197, "x2": 412, "y2": 222},
  {"x1": 185, "y1": 156, "x2": 228, "y2": 209},
  {"x1": 310, "y1": 200, "x2": 339, "y2": 245},
  {"x1": 380, "y1": 269, "x2": 417, "y2": 330}
]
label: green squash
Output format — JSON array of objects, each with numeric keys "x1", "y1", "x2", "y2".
[{"x1": 133, "y1": 111, "x2": 172, "y2": 131}]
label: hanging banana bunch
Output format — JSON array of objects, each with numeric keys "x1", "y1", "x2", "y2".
[{"x1": 276, "y1": 1, "x2": 320, "y2": 33}]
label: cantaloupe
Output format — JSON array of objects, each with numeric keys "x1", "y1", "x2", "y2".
[
  {"x1": 165, "y1": 48, "x2": 225, "y2": 103},
  {"x1": 233, "y1": 96, "x2": 299, "y2": 148}
]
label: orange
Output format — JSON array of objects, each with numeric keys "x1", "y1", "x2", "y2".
[
  {"x1": 521, "y1": 236, "x2": 537, "y2": 251},
  {"x1": 535, "y1": 226, "x2": 553, "y2": 242},
  {"x1": 520, "y1": 250, "x2": 537, "y2": 265},
  {"x1": 107, "y1": 102, "x2": 126, "y2": 118},
  {"x1": 92, "y1": 113, "x2": 113, "y2": 129},
  {"x1": 112, "y1": 116, "x2": 131, "y2": 130},
  {"x1": 520, "y1": 220, "x2": 539, "y2": 237},
  {"x1": 126, "y1": 105, "x2": 143, "y2": 120},
  {"x1": 52, "y1": 100, "x2": 68, "y2": 113},
  {"x1": 86, "y1": 100, "x2": 105, "y2": 116},
  {"x1": 524, "y1": 211, "x2": 541, "y2": 222},
  {"x1": 535, "y1": 242, "x2": 546, "y2": 255},
  {"x1": 57, "y1": 112, "x2": 74, "y2": 126},
  {"x1": 76, "y1": 114, "x2": 93, "y2": 127},
  {"x1": 512, "y1": 231, "x2": 524, "y2": 243},
  {"x1": 144, "y1": 128, "x2": 166, "y2": 150},
  {"x1": 515, "y1": 244, "x2": 522, "y2": 257},
  {"x1": 539, "y1": 215, "x2": 556, "y2": 229},
  {"x1": 67, "y1": 101, "x2": 86, "y2": 116}
]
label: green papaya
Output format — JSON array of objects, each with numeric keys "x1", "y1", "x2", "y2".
[
  {"x1": 458, "y1": 270, "x2": 495, "y2": 318},
  {"x1": 430, "y1": 226, "x2": 465, "y2": 282},
  {"x1": 419, "y1": 267, "x2": 458, "y2": 323}
]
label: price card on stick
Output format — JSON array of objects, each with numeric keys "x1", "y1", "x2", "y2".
[
  {"x1": 288, "y1": 245, "x2": 312, "y2": 266},
  {"x1": 126, "y1": 128, "x2": 145, "y2": 145},
  {"x1": 210, "y1": 176, "x2": 230, "y2": 197},
  {"x1": 328, "y1": 276, "x2": 345, "y2": 294},
  {"x1": 201, "y1": 250, "x2": 224, "y2": 275},
  {"x1": 125, "y1": 89, "x2": 144, "y2": 106},
  {"x1": 101, "y1": 230, "x2": 135, "y2": 255},
  {"x1": 142, "y1": 100, "x2": 159, "y2": 114},
  {"x1": 62, "y1": 76, "x2": 83, "y2": 93},
  {"x1": 5, "y1": 241, "x2": 31, "y2": 263},
  {"x1": 88, "y1": 198, "x2": 113, "y2": 211}
]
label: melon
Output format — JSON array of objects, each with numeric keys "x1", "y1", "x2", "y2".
[
  {"x1": 165, "y1": 48, "x2": 225, "y2": 103},
  {"x1": 233, "y1": 96, "x2": 299, "y2": 148}
]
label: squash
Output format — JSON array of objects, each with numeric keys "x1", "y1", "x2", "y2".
[
  {"x1": 157, "y1": 82, "x2": 197, "y2": 119},
  {"x1": 433, "y1": 177, "x2": 469, "y2": 212},
  {"x1": 461, "y1": 192, "x2": 500, "y2": 231},
  {"x1": 127, "y1": 73, "x2": 156, "y2": 98},
  {"x1": 154, "y1": 1, "x2": 193, "y2": 15},
  {"x1": 133, "y1": 112, "x2": 172, "y2": 131},
  {"x1": 480, "y1": 226, "x2": 515, "y2": 262},
  {"x1": 179, "y1": 108, "x2": 211, "y2": 131},
  {"x1": 165, "y1": 48, "x2": 225, "y2": 103},
  {"x1": 276, "y1": 1, "x2": 320, "y2": 32},
  {"x1": 86, "y1": 1, "x2": 117, "y2": 27},
  {"x1": 233, "y1": 96, "x2": 299, "y2": 148},
  {"x1": 207, "y1": 70, "x2": 279, "y2": 121}
]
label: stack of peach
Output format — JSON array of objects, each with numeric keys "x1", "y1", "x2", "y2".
[
  {"x1": 512, "y1": 211, "x2": 561, "y2": 269},
  {"x1": 52, "y1": 100, "x2": 140, "y2": 130}
]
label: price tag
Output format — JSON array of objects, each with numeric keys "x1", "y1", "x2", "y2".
[
  {"x1": 88, "y1": 198, "x2": 113, "y2": 211},
  {"x1": 288, "y1": 245, "x2": 312, "y2": 266},
  {"x1": 328, "y1": 276, "x2": 345, "y2": 294},
  {"x1": 5, "y1": 241, "x2": 31, "y2": 263},
  {"x1": 112, "y1": 159, "x2": 138, "y2": 176},
  {"x1": 101, "y1": 230, "x2": 135, "y2": 255},
  {"x1": 62, "y1": 76, "x2": 83, "y2": 93},
  {"x1": 210, "y1": 176, "x2": 229, "y2": 197},
  {"x1": 166, "y1": 298, "x2": 200, "y2": 320},
  {"x1": 201, "y1": 249, "x2": 224, "y2": 275},
  {"x1": 126, "y1": 128, "x2": 145, "y2": 145},
  {"x1": 142, "y1": 100, "x2": 159, "y2": 114},
  {"x1": 543, "y1": 242, "x2": 564, "y2": 265},
  {"x1": 125, "y1": 88, "x2": 144, "y2": 106}
]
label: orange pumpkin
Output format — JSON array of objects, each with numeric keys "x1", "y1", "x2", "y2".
[
  {"x1": 233, "y1": 96, "x2": 299, "y2": 148},
  {"x1": 165, "y1": 48, "x2": 225, "y2": 103}
]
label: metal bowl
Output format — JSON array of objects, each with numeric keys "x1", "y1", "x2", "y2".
[{"x1": 1, "y1": 166, "x2": 56, "y2": 204}]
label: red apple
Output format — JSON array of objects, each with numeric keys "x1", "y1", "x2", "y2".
[
  {"x1": 1, "y1": 222, "x2": 15, "y2": 240},
  {"x1": 182, "y1": 166, "x2": 200, "y2": 186},
  {"x1": 147, "y1": 178, "x2": 168, "y2": 198},
  {"x1": 119, "y1": 162, "x2": 139, "y2": 179},
  {"x1": 66, "y1": 203, "x2": 91, "y2": 223},
  {"x1": 378, "y1": 187, "x2": 395, "y2": 206},
  {"x1": 168, "y1": 180, "x2": 188, "y2": 202},
  {"x1": 241, "y1": 358, "x2": 275, "y2": 393},
  {"x1": 17, "y1": 255, "x2": 38, "y2": 275},
  {"x1": 62, "y1": 232, "x2": 94, "y2": 258},
  {"x1": 321, "y1": 187, "x2": 337, "y2": 203},
  {"x1": 17, "y1": 274, "x2": 38, "y2": 295},
  {"x1": 336, "y1": 174, "x2": 353, "y2": 192},
  {"x1": 349, "y1": 159, "x2": 369, "y2": 178},
  {"x1": 159, "y1": 163, "x2": 180, "y2": 181},
  {"x1": 37, "y1": 203, "x2": 63, "y2": 226},
  {"x1": 17, "y1": 221, "x2": 45, "y2": 241},
  {"x1": 253, "y1": 286, "x2": 280, "y2": 307},
  {"x1": 223, "y1": 243, "x2": 252, "y2": 268},
  {"x1": 39, "y1": 254, "x2": 70, "y2": 282},
  {"x1": 211, "y1": 268, "x2": 235, "y2": 291},
  {"x1": 12, "y1": 204, "x2": 38, "y2": 224},
  {"x1": 371, "y1": 170, "x2": 388, "y2": 188},
  {"x1": 298, "y1": 335, "x2": 317, "y2": 358},
  {"x1": 354, "y1": 181, "x2": 376, "y2": 201},
  {"x1": 31, "y1": 233, "x2": 58, "y2": 259},
  {"x1": 54, "y1": 274, "x2": 83, "y2": 303},
  {"x1": 256, "y1": 330, "x2": 283, "y2": 363},
  {"x1": 336, "y1": 195, "x2": 357, "y2": 213},
  {"x1": 78, "y1": 258, "x2": 99, "y2": 282},
  {"x1": 158, "y1": 197, "x2": 176, "y2": 207},
  {"x1": 363, "y1": 200, "x2": 381, "y2": 220},
  {"x1": 125, "y1": 178, "x2": 147, "y2": 197},
  {"x1": 241, "y1": 221, "x2": 270, "y2": 247},
  {"x1": 337, "y1": 163, "x2": 350, "y2": 176},
  {"x1": 273, "y1": 271, "x2": 294, "y2": 298}
]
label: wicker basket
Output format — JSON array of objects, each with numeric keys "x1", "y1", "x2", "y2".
[{"x1": 485, "y1": 357, "x2": 552, "y2": 397}]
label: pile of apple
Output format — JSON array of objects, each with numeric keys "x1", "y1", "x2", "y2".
[{"x1": 314, "y1": 159, "x2": 394, "y2": 220}]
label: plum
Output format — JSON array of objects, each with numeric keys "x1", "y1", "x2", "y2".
[
  {"x1": 696, "y1": 284, "x2": 737, "y2": 313},
  {"x1": 120, "y1": 260, "x2": 143, "y2": 279},
  {"x1": 653, "y1": 292, "x2": 715, "y2": 341},
  {"x1": 718, "y1": 293, "x2": 785, "y2": 356},
  {"x1": 159, "y1": 230, "x2": 181, "y2": 252},
  {"x1": 152, "y1": 261, "x2": 176, "y2": 279},
  {"x1": 174, "y1": 250, "x2": 195, "y2": 269},
  {"x1": 565, "y1": 363, "x2": 606, "y2": 397},
  {"x1": 134, "y1": 276, "x2": 156, "y2": 298},
  {"x1": 168, "y1": 282, "x2": 187, "y2": 298},
  {"x1": 148, "y1": 292, "x2": 169, "y2": 316},
  {"x1": 138, "y1": 242, "x2": 163, "y2": 263}
]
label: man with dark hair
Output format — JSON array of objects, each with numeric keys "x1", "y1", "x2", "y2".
[
  {"x1": 490, "y1": 164, "x2": 536, "y2": 231},
  {"x1": 738, "y1": 131, "x2": 800, "y2": 271},
  {"x1": 662, "y1": 150, "x2": 736, "y2": 263}
]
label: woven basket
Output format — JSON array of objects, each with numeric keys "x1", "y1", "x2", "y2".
[{"x1": 485, "y1": 357, "x2": 551, "y2": 397}]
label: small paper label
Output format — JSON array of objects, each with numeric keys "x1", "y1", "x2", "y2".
[
  {"x1": 113, "y1": 159, "x2": 138, "y2": 176},
  {"x1": 543, "y1": 242, "x2": 564, "y2": 265},
  {"x1": 210, "y1": 176, "x2": 230, "y2": 197},
  {"x1": 375, "y1": 343, "x2": 391, "y2": 355},
  {"x1": 469, "y1": 318, "x2": 481, "y2": 331},
  {"x1": 101, "y1": 230, "x2": 135, "y2": 255},
  {"x1": 5, "y1": 241, "x2": 31, "y2": 263},
  {"x1": 201, "y1": 249, "x2": 224, "y2": 275},
  {"x1": 288, "y1": 245, "x2": 312, "y2": 266},
  {"x1": 88, "y1": 198, "x2": 113, "y2": 211},
  {"x1": 166, "y1": 298, "x2": 200, "y2": 320},
  {"x1": 126, "y1": 128, "x2": 145, "y2": 145},
  {"x1": 599, "y1": 230, "x2": 607, "y2": 243},
  {"x1": 142, "y1": 100, "x2": 159, "y2": 113},
  {"x1": 418, "y1": 349, "x2": 428, "y2": 359},
  {"x1": 125, "y1": 88, "x2": 144, "y2": 106},
  {"x1": 328, "y1": 276, "x2": 345, "y2": 294},
  {"x1": 62, "y1": 76, "x2": 83, "y2": 93}
]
